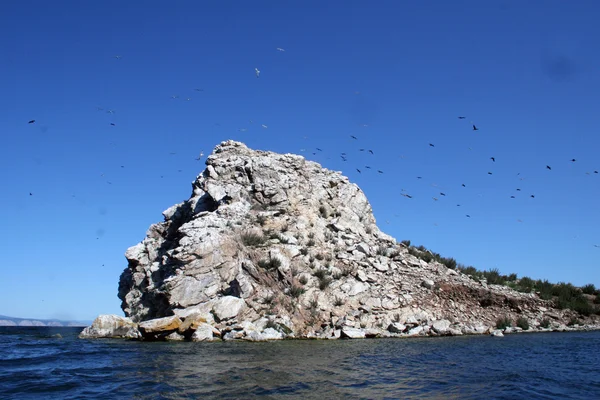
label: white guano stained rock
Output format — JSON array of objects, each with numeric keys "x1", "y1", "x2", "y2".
[
  {"x1": 79, "y1": 315, "x2": 141, "y2": 339},
  {"x1": 212, "y1": 296, "x2": 246, "y2": 322}
]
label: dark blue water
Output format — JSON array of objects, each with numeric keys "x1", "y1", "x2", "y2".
[{"x1": 1, "y1": 327, "x2": 599, "y2": 399}]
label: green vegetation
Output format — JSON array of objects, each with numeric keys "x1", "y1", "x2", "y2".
[
  {"x1": 333, "y1": 296, "x2": 344, "y2": 307},
  {"x1": 398, "y1": 238, "x2": 600, "y2": 317},
  {"x1": 289, "y1": 285, "x2": 305, "y2": 298},
  {"x1": 582, "y1": 284, "x2": 596, "y2": 295},
  {"x1": 257, "y1": 256, "x2": 282, "y2": 271},
  {"x1": 516, "y1": 317, "x2": 530, "y2": 330},
  {"x1": 496, "y1": 316, "x2": 512, "y2": 330},
  {"x1": 376, "y1": 246, "x2": 388, "y2": 256},
  {"x1": 241, "y1": 230, "x2": 266, "y2": 246},
  {"x1": 539, "y1": 318, "x2": 551, "y2": 329}
]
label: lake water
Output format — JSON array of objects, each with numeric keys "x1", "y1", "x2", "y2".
[{"x1": 1, "y1": 327, "x2": 599, "y2": 399}]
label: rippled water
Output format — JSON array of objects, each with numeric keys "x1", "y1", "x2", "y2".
[{"x1": 1, "y1": 327, "x2": 599, "y2": 399}]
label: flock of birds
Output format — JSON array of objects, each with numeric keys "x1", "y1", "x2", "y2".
[{"x1": 25, "y1": 48, "x2": 600, "y2": 249}]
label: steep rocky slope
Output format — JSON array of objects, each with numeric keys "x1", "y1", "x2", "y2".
[{"x1": 81, "y1": 140, "x2": 598, "y2": 341}]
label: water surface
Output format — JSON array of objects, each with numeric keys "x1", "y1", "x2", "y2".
[{"x1": 1, "y1": 327, "x2": 599, "y2": 399}]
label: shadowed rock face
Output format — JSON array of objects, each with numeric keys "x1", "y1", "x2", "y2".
[{"x1": 114, "y1": 140, "x2": 596, "y2": 340}]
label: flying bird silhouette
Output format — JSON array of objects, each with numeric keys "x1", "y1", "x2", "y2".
[
  {"x1": 546, "y1": 165, "x2": 552, "y2": 170},
  {"x1": 490, "y1": 157, "x2": 495, "y2": 162},
  {"x1": 356, "y1": 169, "x2": 361, "y2": 173},
  {"x1": 461, "y1": 184, "x2": 466, "y2": 187},
  {"x1": 350, "y1": 135, "x2": 357, "y2": 140},
  {"x1": 488, "y1": 172, "x2": 493, "y2": 175},
  {"x1": 28, "y1": 120, "x2": 35, "y2": 124},
  {"x1": 255, "y1": 68, "x2": 260, "y2": 78},
  {"x1": 472, "y1": 124, "x2": 478, "y2": 131},
  {"x1": 429, "y1": 143, "x2": 435, "y2": 147},
  {"x1": 377, "y1": 170, "x2": 384, "y2": 174},
  {"x1": 458, "y1": 116, "x2": 466, "y2": 119},
  {"x1": 368, "y1": 150, "x2": 374, "y2": 154},
  {"x1": 570, "y1": 159, "x2": 576, "y2": 162}
]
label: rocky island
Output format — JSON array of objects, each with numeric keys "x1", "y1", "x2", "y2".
[{"x1": 80, "y1": 140, "x2": 600, "y2": 341}]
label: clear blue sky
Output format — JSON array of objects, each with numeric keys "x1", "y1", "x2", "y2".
[{"x1": 1, "y1": 0, "x2": 599, "y2": 321}]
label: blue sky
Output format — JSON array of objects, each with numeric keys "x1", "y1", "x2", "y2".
[{"x1": 1, "y1": 0, "x2": 599, "y2": 321}]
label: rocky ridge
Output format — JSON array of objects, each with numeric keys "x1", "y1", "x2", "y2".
[{"x1": 80, "y1": 140, "x2": 599, "y2": 341}]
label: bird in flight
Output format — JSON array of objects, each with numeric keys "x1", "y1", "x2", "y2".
[
  {"x1": 350, "y1": 135, "x2": 357, "y2": 140},
  {"x1": 570, "y1": 159, "x2": 576, "y2": 162},
  {"x1": 255, "y1": 68, "x2": 260, "y2": 78},
  {"x1": 546, "y1": 165, "x2": 552, "y2": 170},
  {"x1": 466, "y1": 214, "x2": 471, "y2": 218},
  {"x1": 110, "y1": 123, "x2": 115, "y2": 126},
  {"x1": 429, "y1": 143, "x2": 435, "y2": 147},
  {"x1": 458, "y1": 116, "x2": 466, "y2": 119},
  {"x1": 195, "y1": 151, "x2": 204, "y2": 160},
  {"x1": 316, "y1": 148, "x2": 322, "y2": 151},
  {"x1": 29, "y1": 192, "x2": 33, "y2": 196},
  {"x1": 28, "y1": 119, "x2": 35, "y2": 124},
  {"x1": 472, "y1": 124, "x2": 478, "y2": 131},
  {"x1": 440, "y1": 192, "x2": 446, "y2": 196},
  {"x1": 276, "y1": 47, "x2": 285, "y2": 52},
  {"x1": 488, "y1": 172, "x2": 493, "y2": 175},
  {"x1": 461, "y1": 183, "x2": 466, "y2": 187},
  {"x1": 368, "y1": 150, "x2": 374, "y2": 154},
  {"x1": 261, "y1": 124, "x2": 268, "y2": 129},
  {"x1": 377, "y1": 170, "x2": 384, "y2": 174},
  {"x1": 530, "y1": 195, "x2": 535, "y2": 198},
  {"x1": 490, "y1": 157, "x2": 495, "y2": 162},
  {"x1": 356, "y1": 169, "x2": 361, "y2": 173},
  {"x1": 113, "y1": 55, "x2": 122, "y2": 59},
  {"x1": 194, "y1": 88, "x2": 204, "y2": 92},
  {"x1": 365, "y1": 166, "x2": 371, "y2": 169}
]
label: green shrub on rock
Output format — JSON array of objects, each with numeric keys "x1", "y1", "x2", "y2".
[
  {"x1": 516, "y1": 317, "x2": 529, "y2": 330},
  {"x1": 496, "y1": 316, "x2": 512, "y2": 330}
]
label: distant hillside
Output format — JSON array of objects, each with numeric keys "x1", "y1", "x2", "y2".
[{"x1": 0, "y1": 315, "x2": 91, "y2": 327}]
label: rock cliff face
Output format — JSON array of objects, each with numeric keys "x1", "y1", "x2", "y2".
[{"x1": 91, "y1": 140, "x2": 596, "y2": 341}]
